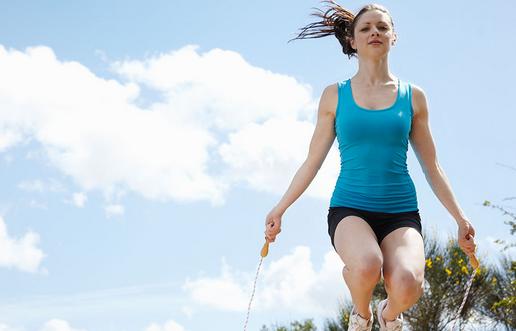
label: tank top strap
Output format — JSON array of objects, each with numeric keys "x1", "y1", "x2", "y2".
[
  {"x1": 335, "y1": 79, "x2": 350, "y2": 121},
  {"x1": 398, "y1": 79, "x2": 414, "y2": 118}
]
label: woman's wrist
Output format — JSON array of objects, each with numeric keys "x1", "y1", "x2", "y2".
[
  {"x1": 274, "y1": 204, "x2": 286, "y2": 215},
  {"x1": 455, "y1": 217, "x2": 470, "y2": 226}
]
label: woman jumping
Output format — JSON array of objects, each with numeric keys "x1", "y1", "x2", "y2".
[{"x1": 263, "y1": 2, "x2": 478, "y2": 330}]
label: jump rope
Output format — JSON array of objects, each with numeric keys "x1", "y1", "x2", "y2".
[{"x1": 243, "y1": 233, "x2": 479, "y2": 331}]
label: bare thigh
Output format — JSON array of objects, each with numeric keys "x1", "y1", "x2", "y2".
[
  {"x1": 380, "y1": 227, "x2": 425, "y2": 290},
  {"x1": 334, "y1": 215, "x2": 383, "y2": 271}
]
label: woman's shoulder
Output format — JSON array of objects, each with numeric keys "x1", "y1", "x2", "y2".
[
  {"x1": 319, "y1": 82, "x2": 339, "y2": 116},
  {"x1": 321, "y1": 82, "x2": 340, "y2": 99},
  {"x1": 405, "y1": 81, "x2": 428, "y2": 118},
  {"x1": 400, "y1": 78, "x2": 425, "y2": 95}
]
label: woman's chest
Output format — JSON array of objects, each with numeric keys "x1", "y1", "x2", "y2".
[{"x1": 336, "y1": 107, "x2": 412, "y2": 144}]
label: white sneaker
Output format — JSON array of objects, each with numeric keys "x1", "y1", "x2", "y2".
[
  {"x1": 376, "y1": 298, "x2": 403, "y2": 331},
  {"x1": 348, "y1": 305, "x2": 373, "y2": 331}
]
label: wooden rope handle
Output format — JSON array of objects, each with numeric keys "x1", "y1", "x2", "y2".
[
  {"x1": 466, "y1": 234, "x2": 480, "y2": 269},
  {"x1": 261, "y1": 238, "x2": 270, "y2": 257},
  {"x1": 468, "y1": 253, "x2": 480, "y2": 269}
]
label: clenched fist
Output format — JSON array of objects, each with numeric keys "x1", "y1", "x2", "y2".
[
  {"x1": 264, "y1": 207, "x2": 283, "y2": 243},
  {"x1": 457, "y1": 219, "x2": 477, "y2": 256}
]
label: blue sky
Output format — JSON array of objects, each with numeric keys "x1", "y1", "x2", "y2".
[{"x1": 0, "y1": 1, "x2": 515, "y2": 330}]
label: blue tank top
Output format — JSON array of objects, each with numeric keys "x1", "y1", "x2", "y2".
[{"x1": 329, "y1": 78, "x2": 418, "y2": 212}]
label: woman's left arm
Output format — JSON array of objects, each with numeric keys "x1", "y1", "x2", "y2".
[{"x1": 409, "y1": 85, "x2": 477, "y2": 255}]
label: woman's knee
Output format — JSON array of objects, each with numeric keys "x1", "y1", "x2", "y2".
[
  {"x1": 343, "y1": 254, "x2": 383, "y2": 282},
  {"x1": 385, "y1": 269, "x2": 424, "y2": 303}
]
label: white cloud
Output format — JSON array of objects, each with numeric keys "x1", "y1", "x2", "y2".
[
  {"x1": 218, "y1": 117, "x2": 339, "y2": 199},
  {"x1": 0, "y1": 319, "x2": 191, "y2": 331},
  {"x1": 112, "y1": 45, "x2": 316, "y2": 131},
  {"x1": 0, "y1": 44, "x2": 336, "y2": 208},
  {"x1": 18, "y1": 179, "x2": 46, "y2": 192},
  {"x1": 0, "y1": 323, "x2": 22, "y2": 331},
  {"x1": 180, "y1": 305, "x2": 194, "y2": 318},
  {"x1": 28, "y1": 199, "x2": 48, "y2": 209},
  {"x1": 71, "y1": 192, "x2": 87, "y2": 207},
  {"x1": 182, "y1": 246, "x2": 348, "y2": 316},
  {"x1": 0, "y1": 129, "x2": 23, "y2": 152},
  {"x1": 144, "y1": 320, "x2": 187, "y2": 331},
  {"x1": 17, "y1": 178, "x2": 65, "y2": 193},
  {"x1": 0, "y1": 215, "x2": 45, "y2": 273},
  {"x1": 40, "y1": 319, "x2": 85, "y2": 331},
  {"x1": 105, "y1": 204, "x2": 124, "y2": 217},
  {"x1": 0, "y1": 319, "x2": 85, "y2": 331}
]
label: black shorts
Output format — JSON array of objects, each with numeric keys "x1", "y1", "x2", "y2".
[{"x1": 327, "y1": 206, "x2": 423, "y2": 250}]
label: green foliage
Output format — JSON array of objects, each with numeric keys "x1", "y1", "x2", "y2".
[
  {"x1": 483, "y1": 199, "x2": 516, "y2": 252},
  {"x1": 481, "y1": 190, "x2": 516, "y2": 330},
  {"x1": 476, "y1": 255, "x2": 516, "y2": 329}
]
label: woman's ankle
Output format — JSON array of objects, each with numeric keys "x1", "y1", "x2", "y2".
[{"x1": 355, "y1": 306, "x2": 372, "y2": 320}]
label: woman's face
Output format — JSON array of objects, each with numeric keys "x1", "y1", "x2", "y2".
[{"x1": 349, "y1": 10, "x2": 397, "y2": 57}]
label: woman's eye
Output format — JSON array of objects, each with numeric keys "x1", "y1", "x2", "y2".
[{"x1": 362, "y1": 26, "x2": 387, "y2": 31}]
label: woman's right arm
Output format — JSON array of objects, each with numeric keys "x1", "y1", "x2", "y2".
[{"x1": 265, "y1": 83, "x2": 338, "y2": 242}]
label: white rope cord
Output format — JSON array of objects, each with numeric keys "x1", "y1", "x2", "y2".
[
  {"x1": 448, "y1": 267, "x2": 479, "y2": 331},
  {"x1": 243, "y1": 240, "x2": 269, "y2": 331},
  {"x1": 243, "y1": 255, "x2": 265, "y2": 331}
]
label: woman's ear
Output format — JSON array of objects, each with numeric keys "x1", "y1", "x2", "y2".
[
  {"x1": 392, "y1": 33, "x2": 398, "y2": 46},
  {"x1": 348, "y1": 37, "x2": 356, "y2": 50}
]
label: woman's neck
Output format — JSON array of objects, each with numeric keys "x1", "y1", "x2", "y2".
[{"x1": 353, "y1": 57, "x2": 394, "y2": 86}]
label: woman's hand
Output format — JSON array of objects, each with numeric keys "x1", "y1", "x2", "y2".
[
  {"x1": 264, "y1": 206, "x2": 283, "y2": 243},
  {"x1": 457, "y1": 219, "x2": 477, "y2": 256}
]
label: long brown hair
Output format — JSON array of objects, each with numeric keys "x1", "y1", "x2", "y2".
[{"x1": 288, "y1": 1, "x2": 395, "y2": 59}]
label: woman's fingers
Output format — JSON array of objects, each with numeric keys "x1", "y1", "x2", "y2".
[
  {"x1": 264, "y1": 223, "x2": 281, "y2": 242},
  {"x1": 265, "y1": 233, "x2": 275, "y2": 242},
  {"x1": 461, "y1": 242, "x2": 475, "y2": 252},
  {"x1": 458, "y1": 235, "x2": 477, "y2": 256},
  {"x1": 264, "y1": 208, "x2": 283, "y2": 244},
  {"x1": 460, "y1": 243, "x2": 476, "y2": 255}
]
